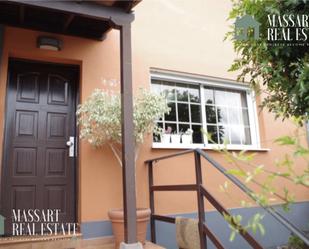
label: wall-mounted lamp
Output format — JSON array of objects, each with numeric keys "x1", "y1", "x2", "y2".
[{"x1": 37, "y1": 36, "x2": 62, "y2": 51}]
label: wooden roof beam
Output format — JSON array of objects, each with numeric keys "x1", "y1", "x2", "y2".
[{"x1": 7, "y1": 0, "x2": 134, "y2": 28}]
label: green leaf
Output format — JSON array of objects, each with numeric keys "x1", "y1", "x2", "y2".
[
  {"x1": 275, "y1": 136, "x2": 296, "y2": 145},
  {"x1": 229, "y1": 230, "x2": 237, "y2": 241},
  {"x1": 275, "y1": 172, "x2": 291, "y2": 177},
  {"x1": 257, "y1": 223, "x2": 265, "y2": 236},
  {"x1": 225, "y1": 169, "x2": 246, "y2": 177},
  {"x1": 294, "y1": 146, "x2": 309, "y2": 157}
]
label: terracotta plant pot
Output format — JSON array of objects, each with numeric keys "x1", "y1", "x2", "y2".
[{"x1": 108, "y1": 208, "x2": 151, "y2": 249}]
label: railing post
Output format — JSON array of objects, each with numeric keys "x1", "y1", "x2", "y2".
[
  {"x1": 194, "y1": 150, "x2": 207, "y2": 249},
  {"x1": 148, "y1": 161, "x2": 156, "y2": 243}
]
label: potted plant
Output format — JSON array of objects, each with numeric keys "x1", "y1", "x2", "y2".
[
  {"x1": 171, "y1": 131, "x2": 181, "y2": 144},
  {"x1": 76, "y1": 89, "x2": 169, "y2": 248},
  {"x1": 160, "y1": 126, "x2": 172, "y2": 144},
  {"x1": 181, "y1": 128, "x2": 193, "y2": 144}
]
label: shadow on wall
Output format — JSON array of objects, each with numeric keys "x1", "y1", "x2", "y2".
[{"x1": 152, "y1": 202, "x2": 309, "y2": 249}]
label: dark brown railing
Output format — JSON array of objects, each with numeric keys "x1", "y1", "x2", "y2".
[{"x1": 145, "y1": 149, "x2": 309, "y2": 249}]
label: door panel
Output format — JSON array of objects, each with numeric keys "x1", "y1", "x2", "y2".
[
  {"x1": 47, "y1": 74, "x2": 69, "y2": 105},
  {"x1": 1, "y1": 60, "x2": 78, "y2": 235},
  {"x1": 16, "y1": 73, "x2": 40, "y2": 103}
]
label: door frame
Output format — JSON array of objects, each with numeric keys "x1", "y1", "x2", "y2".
[{"x1": 0, "y1": 58, "x2": 80, "y2": 234}]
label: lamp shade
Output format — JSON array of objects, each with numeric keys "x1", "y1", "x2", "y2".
[{"x1": 37, "y1": 36, "x2": 62, "y2": 51}]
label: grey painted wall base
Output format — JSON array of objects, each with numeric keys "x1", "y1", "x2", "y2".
[
  {"x1": 81, "y1": 219, "x2": 113, "y2": 239},
  {"x1": 81, "y1": 202, "x2": 309, "y2": 249}
]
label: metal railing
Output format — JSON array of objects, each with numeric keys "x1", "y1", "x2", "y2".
[{"x1": 145, "y1": 149, "x2": 309, "y2": 249}]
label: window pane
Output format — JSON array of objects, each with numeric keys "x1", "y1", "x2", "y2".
[
  {"x1": 214, "y1": 89, "x2": 225, "y2": 105},
  {"x1": 165, "y1": 102, "x2": 176, "y2": 121},
  {"x1": 176, "y1": 83, "x2": 189, "y2": 102},
  {"x1": 151, "y1": 82, "x2": 161, "y2": 94},
  {"x1": 230, "y1": 126, "x2": 242, "y2": 144},
  {"x1": 226, "y1": 91, "x2": 242, "y2": 107},
  {"x1": 189, "y1": 85, "x2": 200, "y2": 103},
  {"x1": 218, "y1": 125, "x2": 229, "y2": 144},
  {"x1": 162, "y1": 83, "x2": 175, "y2": 101},
  {"x1": 178, "y1": 103, "x2": 189, "y2": 122},
  {"x1": 192, "y1": 125, "x2": 203, "y2": 143},
  {"x1": 204, "y1": 88, "x2": 214, "y2": 105},
  {"x1": 151, "y1": 81, "x2": 202, "y2": 144},
  {"x1": 153, "y1": 122, "x2": 163, "y2": 142},
  {"x1": 243, "y1": 127, "x2": 252, "y2": 145},
  {"x1": 179, "y1": 124, "x2": 190, "y2": 134},
  {"x1": 217, "y1": 106, "x2": 228, "y2": 124},
  {"x1": 206, "y1": 106, "x2": 217, "y2": 124},
  {"x1": 203, "y1": 87, "x2": 253, "y2": 145},
  {"x1": 242, "y1": 108, "x2": 250, "y2": 126},
  {"x1": 229, "y1": 108, "x2": 241, "y2": 125},
  {"x1": 191, "y1": 105, "x2": 201, "y2": 123},
  {"x1": 206, "y1": 125, "x2": 218, "y2": 144},
  {"x1": 241, "y1": 92, "x2": 248, "y2": 107}
]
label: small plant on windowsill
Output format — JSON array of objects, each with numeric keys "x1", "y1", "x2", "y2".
[
  {"x1": 181, "y1": 128, "x2": 193, "y2": 145},
  {"x1": 171, "y1": 130, "x2": 181, "y2": 144},
  {"x1": 159, "y1": 126, "x2": 172, "y2": 144}
]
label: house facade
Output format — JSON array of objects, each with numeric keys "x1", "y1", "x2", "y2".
[{"x1": 0, "y1": 1, "x2": 308, "y2": 249}]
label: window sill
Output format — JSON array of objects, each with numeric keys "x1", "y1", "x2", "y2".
[{"x1": 152, "y1": 143, "x2": 270, "y2": 152}]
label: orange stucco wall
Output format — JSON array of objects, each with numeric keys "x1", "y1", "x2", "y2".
[{"x1": 0, "y1": 0, "x2": 308, "y2": 224}]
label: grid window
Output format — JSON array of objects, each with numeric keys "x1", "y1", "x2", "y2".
[
  {"x1": 152, "y1": 80, "x2": 203, "y2": 144},
  {"x1": 152, "y1": 78, "x2": 256, "y2": 147}
]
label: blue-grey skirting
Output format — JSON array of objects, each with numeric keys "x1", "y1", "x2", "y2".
[
  {"x1": 81, "y1": 219, "x2": 113, "y2": 239},
  {"x1": 81, "y1": 201, "x2": 309, "y2": 248}
]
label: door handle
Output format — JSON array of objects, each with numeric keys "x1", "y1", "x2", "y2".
[
  {"x1": 66, "y1": 136, "x2": 75, "y2": 157},
  {"x1": 66, "y1": 141, "x2": 73, "y2": 147}
]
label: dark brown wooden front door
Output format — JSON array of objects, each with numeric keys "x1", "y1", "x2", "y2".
[{"x1": 1, "y1": 59, "x2": 78, "y2": 235}]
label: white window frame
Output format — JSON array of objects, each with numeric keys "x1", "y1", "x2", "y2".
[{"x1": 151, "y1": 70, "x2": 264, "y2": 151}]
